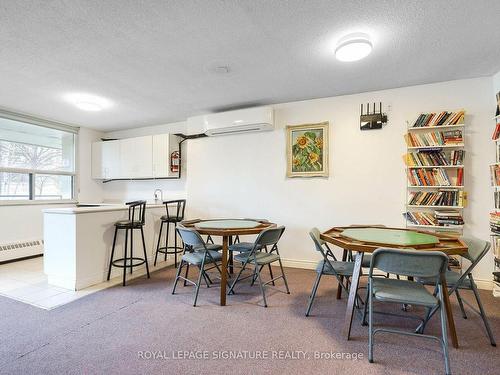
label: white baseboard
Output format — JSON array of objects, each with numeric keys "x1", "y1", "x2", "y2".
[
  {"x1": 280, "y1": 258, "x2": 494, "y2": 291},
  {"x1": 474, "y1": 279, "x2": 493, "y2": 291},
  {"x1": 281, "y1": 258, "x2": 317, "y2": 270}
]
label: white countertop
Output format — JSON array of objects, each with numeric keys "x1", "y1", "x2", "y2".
[{"x1": 43, "y1": 202, "x2": 166, "y2": 214}]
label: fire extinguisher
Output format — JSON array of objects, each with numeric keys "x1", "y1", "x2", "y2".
[{"x1": 170, "y1": 151, "x2": 180, "y2": 173}]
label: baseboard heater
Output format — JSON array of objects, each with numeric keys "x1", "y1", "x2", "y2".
[{"x1": 0, "y1": 239, "x2": 44, "y2": 263}]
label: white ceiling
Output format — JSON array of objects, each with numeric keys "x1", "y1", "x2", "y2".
[{"x1": 1, "y1": 0, "x2": 500, "y2": 131}]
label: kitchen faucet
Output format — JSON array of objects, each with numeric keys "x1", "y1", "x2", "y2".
[{"x1": 154, "y1": 189, "x2": 163, "y2": 203}]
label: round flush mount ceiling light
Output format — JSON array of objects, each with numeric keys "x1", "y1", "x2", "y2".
[
  {"x1": 335, "y1": 33, "x2": 373, "y2": 62},
  {"x1": 64, "y1": 93, "x2": 112, "y2": 111}
]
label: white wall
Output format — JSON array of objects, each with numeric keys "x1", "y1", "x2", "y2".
[
  {"x1": 187, "y1": 78, "x2": 495, "y2": 285},
  {"x1": 103, "y1": 77, "x2": 495, "y2": 287},
  {"x1": 493, "y1": 71, "x2": 500, "y2": 92},
  {"x1": 0, "y1": 127, "x2": 104, "y2": 246}
]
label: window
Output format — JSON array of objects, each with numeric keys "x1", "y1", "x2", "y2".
[{"x1": 0, "y1": 113, "x2": 77, "y2": 202}]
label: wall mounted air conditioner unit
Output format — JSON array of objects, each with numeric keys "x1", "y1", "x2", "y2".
[{"x1": 187, "y1": 106, "x2": 274, "y2": 136}]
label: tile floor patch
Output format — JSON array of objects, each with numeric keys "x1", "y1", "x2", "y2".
[{"x1": 0, "y1": 257, "x2": 171, "y2": 310}]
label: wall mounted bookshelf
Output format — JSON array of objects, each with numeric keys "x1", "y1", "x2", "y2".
[
  {"x1": 407, "y1": 123, "x2": 465, "y2": 131},
  {"x1": 490, "y1": 112, "x2": 500, "y2": 297},
  {"x1": 403, "y1": 110, "x2": 466, "y2": 236},
  {"x1": 408, "y1": 186, "x2": 464, "y2": 189}
]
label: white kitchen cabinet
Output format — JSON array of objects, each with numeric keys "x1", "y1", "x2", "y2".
[
  {"x1": 91, "y1": 140, "x2": 120, "y2": 179},
  {"x1": 152, "y1": 134, "x2": 169, "y2": 178},
  {"x1": 119, "y1": 136, "x2": 153, "y2": 178},
  {"x1": 91, "y1": 134, "x2": 179, "y2": 180}
]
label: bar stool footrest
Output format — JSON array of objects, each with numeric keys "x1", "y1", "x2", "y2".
[
  {"x1": 156, "y1": 246, "x2": 184, "y2": 255},
  {"x1": 111, "y1": 257, "x2": 148, "y2": 268}
]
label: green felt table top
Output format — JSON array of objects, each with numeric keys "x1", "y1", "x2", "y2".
[
  {"x1": 340, "y1": 228, "x2": 439, "y2": 246},
  {"x1": 194, "y1": 219, "x2": 261, "y2": 230}
]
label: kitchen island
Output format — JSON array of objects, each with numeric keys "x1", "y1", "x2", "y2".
[{"x1": 43, "y1": 203, "x2": 168, "y2": 290}]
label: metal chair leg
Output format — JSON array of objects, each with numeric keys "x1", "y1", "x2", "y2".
[
  {"x1": 172, "y1": 260, "x2": 184, "y2": 294},
  {"x1": 416, "y1": 285, "x2": 439, "y2": 334},
  {"x1": 277, "y1": 258, "x2": 290, "y2": 294},
  {"x1": 438, "y1": 286, "x2": 451, "y2": 375},
  {"x1": 470, "y1": 278, "x2": 497, "y2": 346},
  {"x1": 455, "y1": 289, "x2": 467, "y2": 319},
  {"x1": 228, "y1": 236, "x2": 234, "y2": 275},
  {"x1": 130, "y1": 226, "x2": 134, "y2": 274},
  {"x1": 140, "y1": 227, "x2": 150, "y2": 278},
  {"x1": 184, "y1": 264, "x2": 190, "y2": 287},
  {"x1": 204, "y1": 270, "x2": 213, "y2": 285},
  {"x1": 229, "y1": 252, "x2": 234, "y2": 274},
  {"x1": 362, "y1": 287, "x2": 369, "y2": 325},
  {"x1": 255, "y1": 263, "x2": 268, "y2": 307},
  {"x1": 122, "y1": 228, "x2": 128, "y2": 286},
  {"x1": 368, "y1": 281, "x2": 374, "y2": 363},
  {"x1": 107, "y1": 227, "x2": 118, "y2": 280},
  {"x1": 165, "y1": 222, "x2": 170, "y2": 262},
  {"x1": 228, "y1": 262, "x2": 248, "y2": 295},
  {"x1": 263, "y1": 246, "x2": 275, "y2": 286},
  {"x1": 193, "y1": 258, "x2": 206, "y2": 307},
  {"x1": 250, "y1": 266, "x2": 259, "y2": 287},
  {"x1": 305, "y1": 272, "x2": 322, "y2": 316},
  {"x1": 200, "y1": 268, "x2": 211, "y2": 288},
  {"x1": 174, "y1": 222, "x2": 178, "y2": 268},
  {"x1": 154, "y1": 221, "x2": 163, "y2": 266},
  {"x1": 267, "y1": 264, "x2": 276, "y2": 286}
]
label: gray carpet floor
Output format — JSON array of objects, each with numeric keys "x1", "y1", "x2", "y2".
[{"x1": 0, "y1": 265, "x2": 499, "y2": 375}]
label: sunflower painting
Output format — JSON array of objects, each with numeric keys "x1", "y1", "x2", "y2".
[{"x1": 286, "y1": 121, "x2": 329, "y2": 177}]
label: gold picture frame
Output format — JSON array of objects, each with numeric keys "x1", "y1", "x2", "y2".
[{"x1": 286, "y1": 121, "x2": 329, "y2": 178}]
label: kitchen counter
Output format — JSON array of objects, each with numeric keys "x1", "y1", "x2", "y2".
[
  {"x1": 43, "y1": 202, "x2": 173, "y2": 290},
  {"x1": 43, "y1": 202, "x2": 165, "y2": 214}
]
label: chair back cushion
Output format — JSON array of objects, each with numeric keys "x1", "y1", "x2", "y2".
[
  {"x1": 461, "y1": 236, "x2": 490, "y2": 263},
  {"x1": 370, "y1": 248, "x2": 448, "y2": 279},
  {"x1": 177, "y1": 227, "x2": 205, "y2": 248},
  {"x1": 255, "y1": 226, "x2": 285, "y2": 247}
]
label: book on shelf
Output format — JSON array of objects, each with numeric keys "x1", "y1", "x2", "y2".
[
  {"x1": 408, "y1": 189, "x2": 466, "y2": 207},
  {"x1": 404, "y1": 210, "x2": 463, "y2": 227},
  {"x1": 492, "y1": 233, "x2": 500, "y2": 258},
  {"x1": 410, "y1": 110, "x2": 465, "y2": 128},
  {"x1": 492, "y1": 122, "x2": 500, "y2": 140},
  {"x1": 496, "y1": 92, "x2": 500, "y2": 117},
  {"x1": 402, "y1": 150, "x2": 464, "y2": 167},
  {"x1": 490, "y1": 164, "x2": 500, "y2": 186},
  {"x1": 490, "y1": 212, "x2": 500, "y2": 233},
  {"x1": 434, "y1": 210, "x2": 464, "y2": 225},
  {"x1": 404, "y1": 211, "x2": 437, "y2": 226},
  {"x1": 406, "y1": 167, "x2": 463, "y2": 187},
  {"x1": 405, "y1": 130, "x2": 463, "y2": 147},
  {"x1": 457, "y1": 168, "x2": 463, "y2": 186},
  {"x1": 495, "y1": 191, "x2": 500, "y2": 209}
]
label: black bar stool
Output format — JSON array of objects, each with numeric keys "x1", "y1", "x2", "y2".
[
  {"x1": 154, "y1": 199, "x2": 186, "y2": 267},
  {"x1": 107, "y1": 200, "x2": 150, "y2": 286}
]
